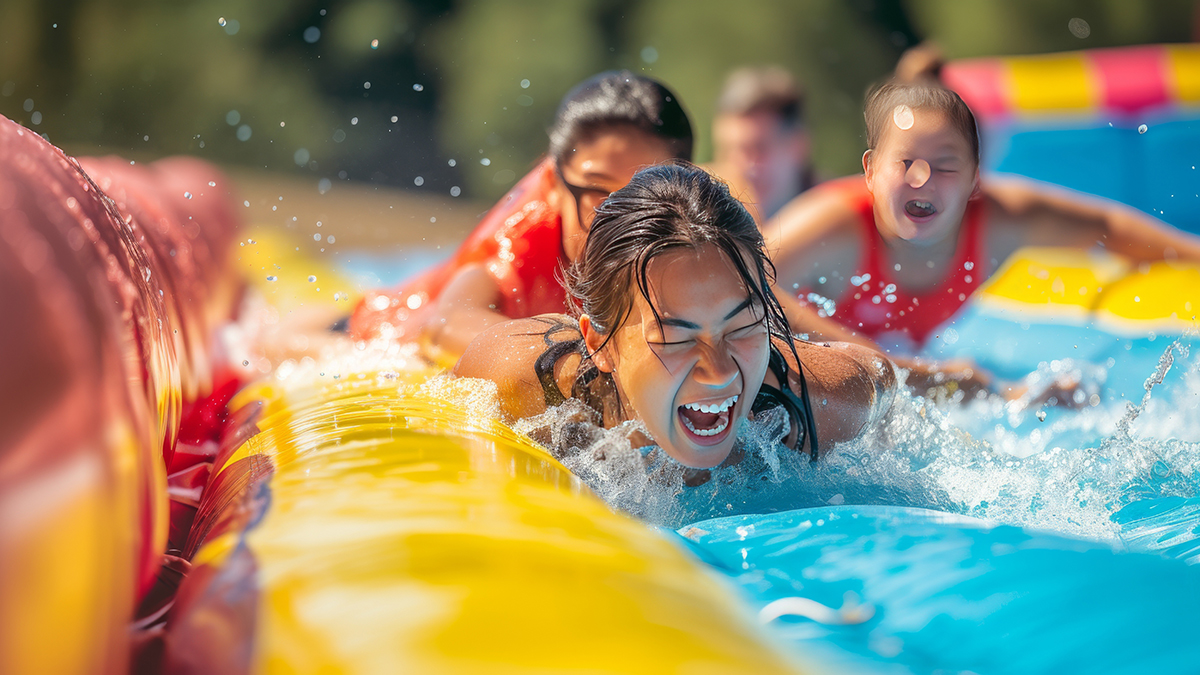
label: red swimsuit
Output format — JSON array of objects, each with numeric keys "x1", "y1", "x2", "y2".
[
  {"x1": 350, "y1": 159, "x2": 571, "y2": 341},
  {"x1": 823, "y1": 177, "x2": 986, "y2": 346}
]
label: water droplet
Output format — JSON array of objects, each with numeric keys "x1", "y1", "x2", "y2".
[
  {"x1": 480, "y1": 158, "x2": 491, "y2": 166},
  {"x1": 1036, "y1": 410, "x2": 1047, "y2": 422},
  {"x1": 247, "y1": 238, "x2": 256, "y2": 244},
  {"x1": 412, "y1": 83, "x2": 424, "y2": 92},
  {"x1": 893, "y1": 104, "x2": 915, "y2": 130},
  {"x1": 183, "y1": 191, "x2": 192, "y2": 199},
  {"x1": 370, "y1": 39, "x2": 379, "y2": 49},
  {"x1": 243, "y1": 359, "x2": 250, "y2": 366},
  {"x1": 208, "y1": 181, "x2": 216, "y2": 187},
  {"x1": 266, "y1": 275, "x2": 277, "y2": 282},
  {"x1": 1067, "y1": 17, "x2": 1090, "y2": 39},
  {"x1": 448, "y1": 159, "x2": 456, "y2": 167},
  {"x1": 450, "y1": 186, "x2": 461, "y2": 197},
  {"x1": 413, "y1": 176, "x2": 424, "y2": 186},
  {"x1": 236, "y1": 124, "x2": 251, "y2": 141},
  {"x1": 313, "y1": 234, "x2": 321, "y2": 241},
  {"x1": 308, "y1": 275, "x2": 317, "y2": 283},
  {"x1": 327, "y1": 235, "x2": 335, "y2": 244},
  {"x1": 218, "y1": 17, "x2": 226, "y2": 26},
  {"x1": 640, "y1": 46, "x2": 659, "y2": 63},
  {"x1": 1138, "y1": 124, "x2": 1148, "y2": 134},
  {"x1": 303, "y1": 26, "x2": 320, "y2": 43},
  {"x1": 390, "y1": 115, "x2": 398, "y2": 123},
  {"x1": 363, "y1": 82, "x2": 371, "y2": 90}
]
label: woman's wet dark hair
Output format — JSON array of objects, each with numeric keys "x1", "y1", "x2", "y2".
[
  {"x1": 568, "y1": 161, "x2": 788, "y2": 351},
  {"x1": 548, "y1": 71, "x2": 694, "y2": 165},
  {"x1": 864, "y1": 80, "x2": 979, "y2": 165}
]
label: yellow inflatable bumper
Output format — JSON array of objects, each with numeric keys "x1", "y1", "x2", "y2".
[{"x1": 172, "y1": 372, "x2": 810, "y2": 673}]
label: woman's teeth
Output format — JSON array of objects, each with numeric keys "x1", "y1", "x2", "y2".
[
  {"x1": 679, "y1": 395, "x2": 737, "y2": 437},
  {"x1": 682, "y1": 416, "x2": 728, "y2": 437},
  {"x1": 905, "y1": 200, "x2": 936, "y2": 218},
  {"x1": 682, "y1": 395, "x2": 737, "y2": 415}
]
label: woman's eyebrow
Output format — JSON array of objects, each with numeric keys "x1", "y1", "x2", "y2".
[
  {"x1": 658, "y1": 298, "x2": 755, "y2": 330},
  {"x1": 723, "y1": 297, "x2": 754, "y2": 320}
]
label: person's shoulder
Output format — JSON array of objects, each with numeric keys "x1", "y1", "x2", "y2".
[
  {"x1": 765, "y1": 177, "x2": 866, "y2": 250},
  {"x1": 788, "y1": 339, "x2": 896, "y2": 445},
  {"x1": 452, "y1": 314, "x2": 578, "y2": 420}
]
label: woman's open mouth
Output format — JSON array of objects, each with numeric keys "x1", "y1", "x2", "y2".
[
  {"x1": 678, "y1": 395, "x2": 738, "y2": 444},
  {"x1": 904, "y1": 199, "x2": 937, "y2": 220}
]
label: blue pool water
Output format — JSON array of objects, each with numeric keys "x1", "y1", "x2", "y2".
[
  {"x1": 664, "y1": 315, "x2": 1200, "y2": 673},
  {"x1": 677, "y1": 506, "x2": 1200, "y2": 674}
]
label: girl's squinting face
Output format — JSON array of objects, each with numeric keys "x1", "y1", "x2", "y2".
[
  {"x1": 584, "y1": 245, "x2": 771, "y2": 468},
  {"x1": 864, "y1": 108, "x2": 978, "y2": 246}
]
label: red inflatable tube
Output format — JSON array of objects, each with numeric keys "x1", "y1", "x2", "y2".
[{"x1": 0, "y1": 115, "x2": 241, "y2": 674}]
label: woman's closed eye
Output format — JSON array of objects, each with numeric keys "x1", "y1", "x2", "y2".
[
  {"x1": 649, "y1": 336, "x2": 695, "y2": 348},
  {"x1": 726, "y1": 320, "x2": 766, "y2": 339}
]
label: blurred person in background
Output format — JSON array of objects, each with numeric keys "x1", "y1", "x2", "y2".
[
  {"x1": 765, "y1": 78, "x2": 1200, "y2": 355},
  {"x1": 708, "y1": 66, "x2": 815, "y2": 225},
  {"x1": 350, "y1": 71, "x2": 693, "y2": 360}
]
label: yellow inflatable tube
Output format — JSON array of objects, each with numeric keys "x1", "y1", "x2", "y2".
[
  {"x1": 975, "y1": 246, "x2": 1200, "y2": 332},
  {"x1": 181, "y1": 370, "x2": 810, "y2": 673}
]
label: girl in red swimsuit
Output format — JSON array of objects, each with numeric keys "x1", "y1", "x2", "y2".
[
  {"x1": 767, "y1": 80, "x2": 1200, "y2": 354},
  {"x1": 350, "y1": 71, "x2": 693, "y2": 358}
]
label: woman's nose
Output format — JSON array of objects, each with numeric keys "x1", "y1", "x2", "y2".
[
  {"x1": 693, "y1": 344, "x2": 739, "y2": 388},
  {"x1": 905, "y1": 158, "x2": 931, "y2": 189}
]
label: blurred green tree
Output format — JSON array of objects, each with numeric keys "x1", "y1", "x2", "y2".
[
  {"x1": 906, "y1": 0, "x2": 1195, "y2": 58},
  {"x1": 0, "y1": 0, "x2": 1194, "y2": 202}
]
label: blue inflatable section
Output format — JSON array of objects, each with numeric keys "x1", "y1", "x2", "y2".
[
  {"x1": 678, "y1": 506, "x2": 1200, "y2": 674},
  {"x1": 984, "y1": 115, "x2": 1200, "y2": 234}
]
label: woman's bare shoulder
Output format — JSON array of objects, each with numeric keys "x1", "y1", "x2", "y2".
[
  {"x1": 783, "y1": 339, "x2": 896, "y2": 446},
  {"x1": 452, "y1": 314, "x2": 580, "y2": 420}
]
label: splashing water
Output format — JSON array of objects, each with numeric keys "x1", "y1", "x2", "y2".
[{"x1": 514, "y1": 338, "x2": 1200, "y2": 546}]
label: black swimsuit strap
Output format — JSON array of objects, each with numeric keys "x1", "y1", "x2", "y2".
[{"x1": 758, "y1": 346, "x2": 820, "y2": 461}]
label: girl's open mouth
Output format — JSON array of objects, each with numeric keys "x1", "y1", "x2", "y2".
[
  {"x1": 678, "y1": 395, "x2": 738, "y2": 444},
  {"x1": 904, "y1": 199, "x2": 936, "y2": 219}
]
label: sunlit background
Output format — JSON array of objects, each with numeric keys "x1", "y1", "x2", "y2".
[{"x1": 3, "y1": 0, "x2": 1196, "y2": 205}]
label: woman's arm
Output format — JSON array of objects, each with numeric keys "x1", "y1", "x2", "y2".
[
  {"x1": 762, "y1": 187, "x2": 862, "y2": 293},
  {"x1": 424, "y1": 264, "x2": 513, "y2": 359},
  {"x1": 986, "y1": 177, "x2": 1200, "y2": 262},
  {"x1": 773, "y1": 289, "x2": 876, "y2": 346}
]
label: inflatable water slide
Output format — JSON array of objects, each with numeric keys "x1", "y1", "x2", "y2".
[{"x1": 4, "y1": 43, "x2": 1200, "y2": 675}]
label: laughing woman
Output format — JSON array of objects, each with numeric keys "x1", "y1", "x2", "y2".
[{"x1": 453, "y1": 162, "x2": 894, "y2": 470}]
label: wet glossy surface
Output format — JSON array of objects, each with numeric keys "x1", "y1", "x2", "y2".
[{"x1": 204, "y1": 372, "x2": 810, "y2": 674}]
